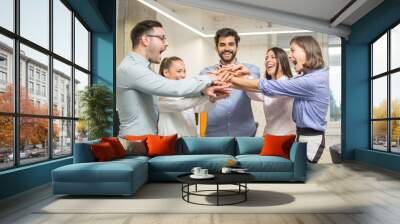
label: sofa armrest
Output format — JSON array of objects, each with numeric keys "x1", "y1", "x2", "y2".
[
  {"x1": 289, "y1": 141, "x2": 307, "y2": 181},
  {"x1": 73, "y1": 140, "x2": 100, "y2": 163}
]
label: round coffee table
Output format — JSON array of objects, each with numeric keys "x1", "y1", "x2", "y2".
[{"x1": 177, "y1": 173, "x2": 255, "y2": 206}]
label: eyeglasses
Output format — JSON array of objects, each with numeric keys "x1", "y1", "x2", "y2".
[{"x1": 147, "y1": 34, "x2": 167, "y2": 42}]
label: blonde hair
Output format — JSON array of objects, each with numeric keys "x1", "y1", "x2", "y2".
[{"x1": 290, "y1": 35, "x2": 325, "y2": 73}]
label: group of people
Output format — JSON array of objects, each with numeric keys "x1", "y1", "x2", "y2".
[{"x1": 116, "y1": 20, "x2": 329, "y2": 163}]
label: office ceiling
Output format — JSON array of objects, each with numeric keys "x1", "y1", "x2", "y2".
[{"x1": 163, "y1": 0, "x2": 384, "y2": 38}]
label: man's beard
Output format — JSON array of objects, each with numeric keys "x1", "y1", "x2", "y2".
[{"x1": 218, "y1": 50, "x2": 236, "y2": 64}]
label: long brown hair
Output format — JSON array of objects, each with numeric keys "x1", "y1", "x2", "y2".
[
  {"x1": 265, "y1": 47, "x2": 292, "y2": 80},
  {"x1": 290, "y1": 35, "x2": 325, "y2": 74},
  {"x1": 159, "y1": 56, "x2": 183, "y2": 76}
]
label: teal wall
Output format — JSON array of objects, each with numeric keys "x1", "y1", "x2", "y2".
[
  {"x1": 0, "y1": 0, "x2": 116, "y2": 200},
  {"x1": 343, "y1": 0, "x2": 400, "y2": 171}
]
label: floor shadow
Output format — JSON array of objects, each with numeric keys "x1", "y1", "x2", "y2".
[{"x1": 203, "y1": 190, "x2": 295, "y2": 207}]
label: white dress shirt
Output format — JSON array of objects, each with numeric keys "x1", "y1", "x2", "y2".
[
  {"x1": 158, "y1": 96, "x2": 214, "y2": 137},
  {"x1": 247, "y1": 76, "x2": 296, "y2": 135}
]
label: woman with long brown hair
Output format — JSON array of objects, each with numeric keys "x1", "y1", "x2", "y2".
[
  {"x1": 220, "y1": 36, "x2": 329, "y2": 163},
  {"x1": 246, "y1": 47, "x2": 296, "y2": 136}
]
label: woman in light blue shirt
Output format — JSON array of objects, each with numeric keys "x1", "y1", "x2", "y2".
[{"x1": 222, "y1": 36, "x2": 329, "y2": 163}]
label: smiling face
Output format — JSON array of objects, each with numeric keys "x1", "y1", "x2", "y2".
[
  {"x1": 216, "y1": 36, "x2": 238, "y2": 64},
  {"x1": 163, "y1": 60, "x2": 186, "y2": 80},
  {"x1": 288, "y1": 42, "x2": 307, "y2": 73},
  {"x1": 265, "y1": 50, "x2": 280, "y2": 78},
  {"x1": 145, "y1": 27, "x2": 169, "y2": 64}
]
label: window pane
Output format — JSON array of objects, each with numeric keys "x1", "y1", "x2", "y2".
[
  {"x1": 20, "y1": 0, "x2": 49, "y2": 49},
  {"x1": 20, "y1": 117, "x2": 49, "y2": 165},
  {"x1": 372, "y1": 121, "x2": 388, "y2": 151},
  {"x1": 53, "y1": 119, "x2": 72, "y2": 158},
  {"x1": 372, "y1": 33, "x2": 387, "y2": 76},
  {"x1": 0, "y1": 0, "x2": 14, "y2": 31},
  {"x1": 75, "y1": 120, "x2": 88, "y2": 143},
  {"x1": 391, "y1": 120, "x2": 400, "y2": 153},
  {"x1": 75, "y1": 18, "x2": 89, "y2": 70},
  {"x1": 74, "y1": 69, "x2": 89, "y2": 118},
  {"x1": 0, "y1": 35, "x2": 14, "y2": 112},
  {"x1": 0, "y1": 116, "x2": 14, "y2": 170},
  {"x1": 391, "y1": 72, "x2": 400, "y2": 118},
  {"x1": 53, "y1": 0, "x2": 72, "y2": 60},
  {"x1": 391, "y1": 24, "x2": 400, "y2": 70},
  {"x1": 20, "y1": 44, "x2": 49, "y2": 115},
  {"x1": 53, "y1": 59, "x2": 72, "y2": 117},
  {"x1": 372, "y1": 77, "x2": 387, "y2": 119}
]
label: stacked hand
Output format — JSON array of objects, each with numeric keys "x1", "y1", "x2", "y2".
[{"x1": 208, "y1": 64, "x2": 251, "y2": 86}]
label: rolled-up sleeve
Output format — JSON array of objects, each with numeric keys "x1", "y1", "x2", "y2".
[{"x1": 259, "y1": 77, "x2": 315, "y2": 100}]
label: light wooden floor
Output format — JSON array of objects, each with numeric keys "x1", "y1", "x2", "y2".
[{"x1": 1, "y1": 161, "x2": 400, "y2": 224}]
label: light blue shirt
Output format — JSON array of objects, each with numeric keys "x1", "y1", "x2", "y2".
[
  {"x1": 199, "y1": 61, "x2": 260, "y2": 136},
  {"x1": 117, "y1": 52, "x2": 213, "y2": 136},
  {"x1": 259, "y1": 68, "x2": 330, "y2": 132}
]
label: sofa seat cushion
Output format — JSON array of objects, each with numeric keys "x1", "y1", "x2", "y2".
[
  {"x1": 53, "y1": 159, "x2": 147, "y2": 183},
  {"x1": 236, "y1": 155, "x2": 293, "y2": 172},
  {"x1": 149, "y1": 154, "x2": 235, "y2": 172}
]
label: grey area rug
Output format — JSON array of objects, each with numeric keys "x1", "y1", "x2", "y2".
[{"x1": 38, "y1": 183, "x2": 362, "y2": 214}]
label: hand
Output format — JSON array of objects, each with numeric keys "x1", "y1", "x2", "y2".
[
  {"x1": 202, "y1": 85, "x2": 231, "y2": 98},
  {"x1": 224, "y1": 64, "x2": 251, "y2": 77}
]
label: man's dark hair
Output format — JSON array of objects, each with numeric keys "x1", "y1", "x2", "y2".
[
  {"x1": 214, "y1": 28, "x2": 240, "y2": 47},
  {"x1": 130, "y1": 20, "x2": 163, "y2": 48}
]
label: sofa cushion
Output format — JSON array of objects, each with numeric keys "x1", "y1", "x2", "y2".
[
  {"x1": 52, "y1": 158, "x2": 147, "y2": 183},
  {"x1": 177, "y1": 137, "x2": 235, "y2": 155},
  {"x1": 148, "y1": 154, "x2": 235, "y2": 172},
  {"x1": 101, "y1": 137, "x2": 127, "y2": 158},
  {"x1": 147, "y1": 134, "x2": 177, "y2": 157},
  {"x1": 236, "y1": 155, "x2": 293, "y2": 172},
  {"x1": 91, "y1": 142, "x2": 118, "y2": 161},
  {"x1": 260, "y1": 134, "x2": 296, "y2": 159},
  {"x1": 235, "y1": 137, "x2": 263, "y2": 155}
]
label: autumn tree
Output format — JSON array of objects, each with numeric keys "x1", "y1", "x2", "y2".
[{"x1": 0, "y1": 84, "x2": 60, "y2": 151}]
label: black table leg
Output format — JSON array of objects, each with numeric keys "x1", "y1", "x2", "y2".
[{"x1": 217, "y1": 184, "x2": 219, "y2": 206}]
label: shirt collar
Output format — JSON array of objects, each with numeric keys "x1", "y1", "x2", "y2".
[
  {"x1": 129, "y1": 51, "x2": 150, "y2": 67},
  {"x1": 217, "y1": 58, "x2": 240, "y2": 68}
]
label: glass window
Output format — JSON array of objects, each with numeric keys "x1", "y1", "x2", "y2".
[
  {"x1": 20, "y1": 44, "x2": 49, "y2": 115},
  {"x1": 391, "y1": 24, "x2": 400, "y2": 70},
  {"x1": 391, "y1": 120, "x2": 400, "y2": 153},
  {"x1": 53, "y1": 0, "x2": 72, "y2": 60},
  {"x1": 0, "y1": 0, "x2": 14, "y2": 31},
  {"x1": 391, "y1": 72, "x2": 400, "y2": 118},
  {"x1": 74, "y1": 69, "x2": 89, "y2": 118},
  {"x1": 53, "y1": 59, "x2": 72, "y2": 117},
  {"x1": 19, "y1": 117, "x2": 49, "y2": 165},
  {"x1": 74, "y1": 18, "x2": 89, "y2": 70},
  {"x1": 372, "y1": 121, "x2": 388, "y2": 151},
  {"x1": 75, "y1": 120, "x2": 88, "y2": 143},
  {"x1": 0, "y1": 116, "x2": 14, "y2": 170},
  {"x1": 372, "y1": 77, "x2": 387, "y2": 119},
  {"x1": 0, "y1": 35, "x2": 14, "y2": 113},
  {"x1": 53, "y1": 119, "x2": 72, "y2": 158},
  {"x1": 28, "y1": 81, "x2": 34, "y2": 94},
  {"x1": 372, "y1": 34, "x2": 387, "y2": 76},
  {"x1": 20, "y1": 0, "x2": 49, "y2": 49}
]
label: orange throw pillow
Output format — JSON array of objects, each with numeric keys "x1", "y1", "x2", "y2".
[
  {"x1": 146, "y1": 134, "x2": 177, "y2": 157},
  {"x1": 91, "y1": 142, "x2": 117, "y2": 162},
  {"x1": 124, "y1": 135, "x2": 155, "y2": 141},
  {"x1": 101, "y1": 137, "x2": 126, "y2": 158},
  {"x1": 260, "y1": 134, "x2": 296, "y2": 159}
]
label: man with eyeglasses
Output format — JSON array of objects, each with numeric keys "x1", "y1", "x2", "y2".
[{"x1": 117, "y1": 20, "x2": 229, "y2": 136}]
